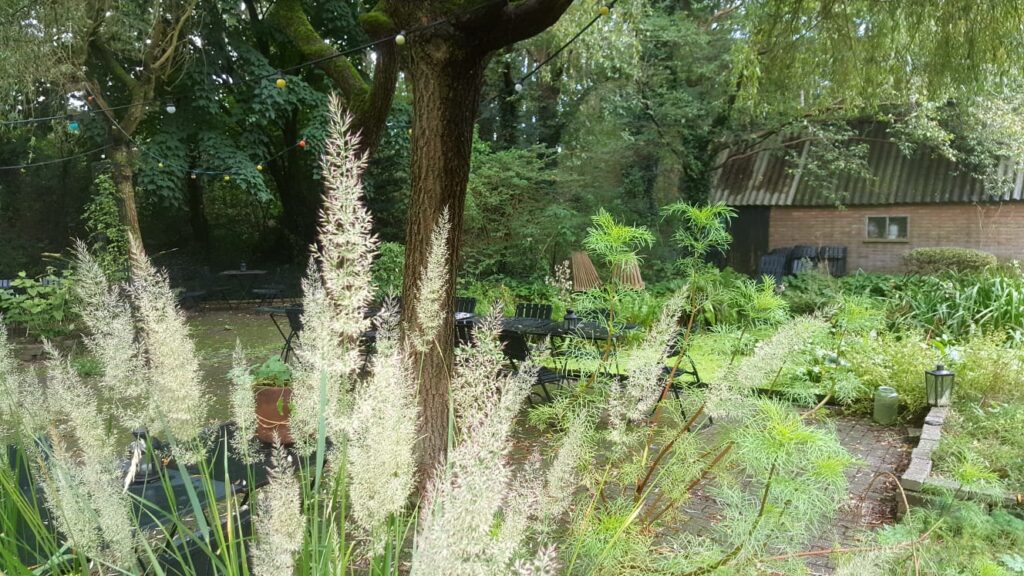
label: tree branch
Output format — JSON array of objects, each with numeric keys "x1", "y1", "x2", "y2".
[{"x1": 469, "y1": 0, "x2": 577, "y2": 53}]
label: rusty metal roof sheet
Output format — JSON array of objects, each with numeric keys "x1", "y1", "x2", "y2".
[{"x1": 711, "y1": 129, "x2": 1024, "y2": 206}]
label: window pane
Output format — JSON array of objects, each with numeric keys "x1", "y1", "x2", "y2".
[
  {"x1": 888, "y1": 216, "x2": 908, "y2": 239},
  {"x1": 866, "y1": 217, "x2": 886, "y2": 239}
]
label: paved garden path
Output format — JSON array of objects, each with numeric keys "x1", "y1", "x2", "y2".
[{"x1": 678, "y1": 412, "x2": 912, "y2": 575}]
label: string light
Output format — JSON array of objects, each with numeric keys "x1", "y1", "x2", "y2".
[
  {"x1": 298, "y1": 139, "x2": 307, "y2": 149},
  {"x1": 67, "y1": 117, "x2": 80, "y2": 133},
  {"x1": 514, "y1": 82, "x2": 524, "y2": 93},
  {"x1": 599, "y1": 5, "x2": 610, "y2": 16},
  {"x1": 275, "y1": 72, "x2": 287, "y2": 89},
  {"x1": 256, "y1": 163, "x2": 264, "y2": 172},
  {"x1": 395, "y1": 32, "x2": 407, "y2": 46},
  {"x1": 165, "y1": 102, "x2": 177, "y2": 114}
]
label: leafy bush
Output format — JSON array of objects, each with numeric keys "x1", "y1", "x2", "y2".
[
  {"x1": 253, "y1": 355, "x2": 292, "y2": 388},
  {"x1": 844, "y1": 329, "x2": 935, "y2": 417},
  {"x1": 0, "y1": 269, "x2": 76, "y2": 339},
  {"x1": 865, "y1": 502, "x2": 1024, "y2": 575},
  {"x1": 905, "y1": 246, "x2": 997, "y2": 274},
  {"x1": 371, "y1": 241, "x2": 405, "y2": 297},
  {"x1": 82, "y1": 174, "x2": 130, "y2": 282}
]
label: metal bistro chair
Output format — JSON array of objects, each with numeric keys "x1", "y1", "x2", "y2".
[
  {"x1": 499, "y1": 331, "x2": 569, "y2": 404},
  {"x1": 514, "y1": 302, "x2": 553, "y2": 321},
  {"x1": 268, "y1": 306, "x2": 304, "y2": 362},
  {"x1": 454, "y1": 319, "x2": 475, "y2": 348}
]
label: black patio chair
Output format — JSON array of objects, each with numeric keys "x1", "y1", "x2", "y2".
[
  {"x1": 455, "y1": 296, "x2": 477, "y2": 314},
  {"x1": 281, "y1": 306, "x2": 304, "y2": 362},
  {"x1": 499, "y1": 331, "x2": 569, "y2": 403},
  {"x1": 454, "y1": 319, "x2": 475, "y2": 348},
  {"x1": 514, "y1": 302, "x2": 553, "y2": 320}
]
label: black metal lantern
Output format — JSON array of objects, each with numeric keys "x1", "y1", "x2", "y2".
[{"x1": 925, "y1": 364, "x2": 955, "y2": 407}]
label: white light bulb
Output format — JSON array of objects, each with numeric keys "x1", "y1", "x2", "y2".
[
  {"x1": 514, "y1": 82, "x2": 524, "y2": 92},
  {"x1": 165, "y1": 103, "x2": 176, "y2": 114}
]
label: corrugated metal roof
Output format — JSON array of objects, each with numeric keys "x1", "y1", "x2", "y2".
[{"x1": 711, "y1": 127, "x2": 1024, "y2": 206}]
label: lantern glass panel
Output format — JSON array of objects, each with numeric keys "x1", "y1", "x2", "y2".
[{"x1": 925, "y1": 364, "x2": 954, "y2": 407}]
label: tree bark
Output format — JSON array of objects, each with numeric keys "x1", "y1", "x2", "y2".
[
  {"x1": 401, "y1": 36, "x2": 488, "y2": 479},
  {"x1": 109, "y1": 143, "x2": 143, "y2": 243}
]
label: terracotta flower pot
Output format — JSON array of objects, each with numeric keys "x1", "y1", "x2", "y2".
[{"x1": 254, "y1": 386, "x2": 294, "y2": 445}]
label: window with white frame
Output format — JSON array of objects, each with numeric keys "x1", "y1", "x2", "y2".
[{"x1": 866, "y1": 216, "x2": 908, "y2": 240}]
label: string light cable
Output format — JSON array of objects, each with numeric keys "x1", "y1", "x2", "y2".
[{"x1": 0, "y1": 1, "x2": 616, "y2": 173}]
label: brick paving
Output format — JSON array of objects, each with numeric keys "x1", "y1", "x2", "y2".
[{"x1": 676, "y1": 411, "x2": 912, "y2": 575}]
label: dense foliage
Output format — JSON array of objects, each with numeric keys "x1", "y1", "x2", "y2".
[{"x1": 904, "y1": 247, "x2": 998, "y2": 274}]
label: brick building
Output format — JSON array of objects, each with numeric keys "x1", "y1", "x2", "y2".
[{"x1": 711, "y1": 131, "x2": 1024, "y2": 274}]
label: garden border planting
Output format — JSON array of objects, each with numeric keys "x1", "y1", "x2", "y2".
[{"x1": 899, "y1": 406, "x2": 1023, "y2": 512}]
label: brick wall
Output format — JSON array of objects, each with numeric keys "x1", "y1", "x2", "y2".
[{"x1": 768, "y1": 203, "x2": 1024, "y2": 272}]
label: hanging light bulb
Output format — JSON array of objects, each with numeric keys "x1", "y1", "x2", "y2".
[
  {"x1": 298, "y1": 139, "x2": 307, "y2": 149},
  {"x1": 395, "y1": 32, "x2": 407, "y2": 46},
  {"x1": 67, "y1": 118, "x2": 80, "y2": 133},
  {"x1": 599, "y1": 5, "x2": 610, "y2": 16},
  {"x1": 158, "y1": 162, "x2": 165, "y2": 169},
  {"x1": 223, "y1": 175, "x2": 231, "y2": 182},
  {"x1": 191, "y1": 172, "x2": 197, "y2": 180},
  {"x1": 514, "y1": 82, "x2": 524, "y2": 93},
  {"x1": 275, "y1": 71, "x2": 287, "y2": 89},
  {"x1": 165, "y1": 102, "x2": 176, "y2": 114},
  {"x1": 256, "y1": 163, "x2": 264, "y2": 172}
]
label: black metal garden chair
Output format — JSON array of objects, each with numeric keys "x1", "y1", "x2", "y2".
[
  {"x1": 455, "y1": 296, "x2": 477, "y2": 315},
  {"x1": 499, "y1": 331, "x2": 569, "y2": 403},
  {"x1": 514, "y1": 302, "x2": 553, "y2": 320},
  {"x1": 454, "y1": 319, "x2": 475, "y2": 348}
]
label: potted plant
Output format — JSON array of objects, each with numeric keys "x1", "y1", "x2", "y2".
[{"x1": 252, "y1": 356, "x2": 294, "y2": 444}]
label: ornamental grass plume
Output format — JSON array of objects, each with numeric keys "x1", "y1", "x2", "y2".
[
  {"x1": 0, "y1": 318, "x2": 33, "y2": 444},
  {"x1": 252, "y1": 440, "x2": 305, "y2": 576},
  {"x1": 317, "y1": 95, "x2": 378, "y2": 344},
  {"x1": 705, "y1": 316, "x2": 829, "y2": 419},
  {"x1": 609, "y1": 293, "x2": 686, "y2": 432},
  {"x1": 411, "y1": 310, "x2": 582, "y2": 575},
  {"x1": 39, "y1": 343, "x2": 138, "y2": 570},
  {"x1": 346, "y1": 303, "x2": 418, "y2": 543},
  {"x1": 72, "y1": 240, "x2": 145, "y2": 429},
  {"x1": 228, "y1": 341, "x2": 259, "y2": 464},
  {"x1": 289, "y1": 261, "x2": 350, "y2": 451},
  {"x1": 411, "y1": 207, "x2": 451, "y2": 353},
  {"x1": 128, "y1": 235, "x2": 208, "y2": 452}
]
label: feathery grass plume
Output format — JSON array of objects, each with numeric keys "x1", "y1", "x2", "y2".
[
  {"x1": 539, "y1": 413, "x2": 592, "y2": 525},
  {"x1": 71, "y1": 240, "x2": 145, "y2": 429},
  {"x1": 127, "y1": 235, "x2": 208, "y2": 453},
  {"x1": 411, "y1": 326, "x2": 539, "y2": 575},
  {"x1": 609, "y1": 294, "x2": 686, "y2": 432},
  {"x1": 346, "y1": 303, "x2": 418, "y2": 543},
  {"x1": 290, "y1": 260, "x2": 351, "y2": 451},
  {"x1": 705, "y1": 316, "x2": 829, "y2": 419},
  {"x1": 252, "y1": 440, "x2": 304, "y2": 576},
  {"x1": 449, "y1": 303, "x2": 507, "y2": 426},
  {"x1": 0, "y1": 317, "x2": 33, "y2": 444},
  {"x1": 514, "y1": 546, "x2": 560, "y2": 576},
  {"x1": 41, "y1": 343, "x2": 138, "y2": 569},
  {"x1": 317, "y1": 95, "x2": 379, "y2": 344},
  {"x1": 228, "y1": 341, "x2": 259, "y2": 464},
  {"x1": 411, "y1": 207, "x2": 451, "y2": 352}
]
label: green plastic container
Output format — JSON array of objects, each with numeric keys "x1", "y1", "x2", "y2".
[{"x1": 873, "y1": 386, "x2": 899, "y2": 425}]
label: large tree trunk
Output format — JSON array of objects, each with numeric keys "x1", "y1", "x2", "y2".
[
  {"x1": 401, "y1": 38, "x2": 488, "y2": 479},
  {"x1": 109, "y1": 143, "x2": 143, "y2": 243}
]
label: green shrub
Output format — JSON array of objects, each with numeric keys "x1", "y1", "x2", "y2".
[
  {"x1": 372, "y1": 241, "x2": 405, "y2": 297},
  {"x1": 897, "y1": 269, "x2": 1024, "y2": 340},
  {"x1": 253, "y1": 355, "x2": 292, "y2": 387},
  {"x1": 905, "y1": 247, "x2": 997, "y2": 274},
  {"x1": 0, "y1": 269, "x2": 76, "y2": 339},
  {"x1": 844, "y1": 330, "x2": 935, "y2": 417}
]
